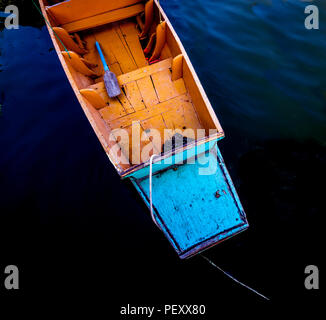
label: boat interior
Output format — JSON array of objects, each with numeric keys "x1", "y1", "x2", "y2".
[{"x1": 42, "y1": 0, "x2": 223, "y2": 173}]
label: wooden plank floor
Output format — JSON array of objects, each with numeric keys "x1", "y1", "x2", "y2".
[
  {"x1": 82, "y1": 21, "x2": 203, "y2": 165},
  {"x1": 81, "y1": 20, "x2": 147, "y2": 81}
]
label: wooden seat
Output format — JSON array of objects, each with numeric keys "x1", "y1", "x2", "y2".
[
  {"x1": 62, "y1": 4, "x2": 144, "y2": 33},
  {"x1": 87, "y1": 58, "x2": 187, "y2": 113},
  {"x1": 46, "y1": 0, "x2": 144, "y2": 33},
  {"x1": 116, "y1": 58, "x2": 172, "y2": 85}
]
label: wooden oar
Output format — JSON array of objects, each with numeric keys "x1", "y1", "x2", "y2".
[{"x1": 95, "y1": 41, "x2": 121, "y2": 98}]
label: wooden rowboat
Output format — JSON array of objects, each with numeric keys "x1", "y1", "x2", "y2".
[{"x1": 39, "y1": 0, "x2": 249, "y2": 258}]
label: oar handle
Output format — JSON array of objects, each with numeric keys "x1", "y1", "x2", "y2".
[{"x1": 95, "y1": 41, "x2": 109, "y2": 72}]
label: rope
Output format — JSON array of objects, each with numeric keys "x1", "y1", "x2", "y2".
[
  {"x1": 149, "y1": 154, "x2": 161, "y2": 229},
  {"x1": 157, "y1": 0, "x2": 163, "y2": 24},
  {"x1": 31, "y1": 0, "x2": 71, "y2": 58},
  {"x1": 201, "y1": 255, "x2": 270, "y2": 301}
]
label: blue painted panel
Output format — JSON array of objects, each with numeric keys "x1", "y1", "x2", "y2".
[{"x1": 131, "y1": 144, "x2": 248, "y2": 258}]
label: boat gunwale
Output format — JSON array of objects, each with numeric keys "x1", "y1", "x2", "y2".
[{"x1": 153, "y1": 0, "x2": 223, "y2": 134}]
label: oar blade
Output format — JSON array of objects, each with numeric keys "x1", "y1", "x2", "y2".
[{"x1": 104, "y1": 71, "x2": 121, "y2": 98}]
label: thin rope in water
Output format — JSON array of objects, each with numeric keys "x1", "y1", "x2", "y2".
[
  {"x1": 201, "y1": 255, "x2": 270, "y2": 301},
  {"x1": 148, "y1": 154, "x2": 269, "y2": 301},
  {"x1": 31, "y1": 0, "x2": 71, "y2": 58}
]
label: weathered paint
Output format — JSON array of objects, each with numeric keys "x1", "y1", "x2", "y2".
[{"x1": 131, "y1": 144, "x2": 249, "y2": 258}]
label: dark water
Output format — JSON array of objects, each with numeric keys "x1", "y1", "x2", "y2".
[{"x1": 0, "y1": 0, "x2": 324, "y2": 311}]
